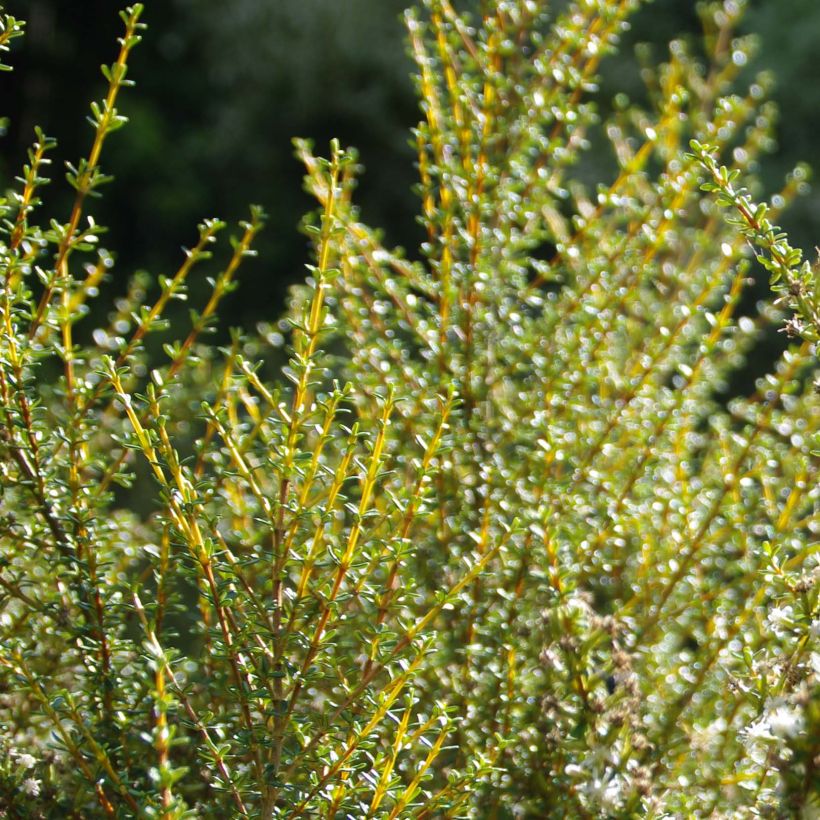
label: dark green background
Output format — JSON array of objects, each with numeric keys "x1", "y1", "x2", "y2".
[{"x1": 2, "y1": 0, "x2": 818, "y2": 329}]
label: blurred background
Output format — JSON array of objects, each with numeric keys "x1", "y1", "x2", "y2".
[{"x1": 1, "y1": 0, "x2": 819, "y2": 332}]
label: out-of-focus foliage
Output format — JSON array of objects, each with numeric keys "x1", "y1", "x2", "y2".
[
  {"x1": 0, "y1": 0, "x2": 421, "y2": 325},
  {"x1": 0, "y1": 1, "x2": 818, "y2": 817},
  {"x1": 3, "y1": 0, "x2": 820, "y2": 328}
]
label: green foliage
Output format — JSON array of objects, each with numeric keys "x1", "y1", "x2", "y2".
[
  {"x1": 0, "y1": 1, "x2": 817, "y2": 817},
  {"x1": 693, "y1": 139, "x2": 820, "y2": 345}
]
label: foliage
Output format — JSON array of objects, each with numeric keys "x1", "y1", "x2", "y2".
[
  {"x1": 0, "y1": 1, "x2": 818, "y2": 817},
  {"x1": 693, "y1": 139, "x2": 820, "y2": 346}
]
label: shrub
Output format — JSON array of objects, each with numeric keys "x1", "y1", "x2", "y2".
[{"x1": 0, "y1": 1, "x2": 817, "y2": 817}]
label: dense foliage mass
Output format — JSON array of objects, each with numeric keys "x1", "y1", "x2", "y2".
[{"x1": 0, "y1": 1, "x2": 817, "y2": 817}]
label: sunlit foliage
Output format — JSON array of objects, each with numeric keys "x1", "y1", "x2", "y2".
[{"x1": 0, "y1": 1, "x2": 817, "y2": 817}]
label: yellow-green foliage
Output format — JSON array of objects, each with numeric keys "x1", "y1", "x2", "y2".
[{"x1": 0, "y1": 1, "x2": 817, "y2": 817}]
